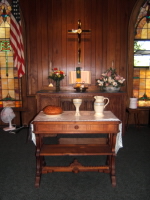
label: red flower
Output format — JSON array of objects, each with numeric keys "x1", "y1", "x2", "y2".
[{"x1": 53, "y1": 68, "x2": 58, "y2": 71}]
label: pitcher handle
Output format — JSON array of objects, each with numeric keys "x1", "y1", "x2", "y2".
[{"x1": 103, "y1": 98, "x2": 109, "y2": 108}]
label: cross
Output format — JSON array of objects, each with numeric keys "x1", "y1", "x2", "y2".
[{"x1": 68, "y1": 20, "x2": 91, "y2": 64}]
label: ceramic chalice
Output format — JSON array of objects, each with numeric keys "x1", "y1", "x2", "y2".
[{"x1": 73, "y1": 99, "x2": 82, "y2": 116}]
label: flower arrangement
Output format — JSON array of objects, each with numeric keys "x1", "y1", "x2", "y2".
[
  {"x1": 48, "y1": 68, "x2": 66, "y2": 81},
  {"x1": 96, "y1": 68, "x2": 125, "y2": 89}
]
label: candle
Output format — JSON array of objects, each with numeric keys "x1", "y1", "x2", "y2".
[
  {"x1": 112, "y1": 61, "x2": 114, "y2": 69},
  {"x1": 49, "y1": 61, "x2": 52, "y2": 74}
]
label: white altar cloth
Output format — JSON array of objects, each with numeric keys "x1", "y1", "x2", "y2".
[{"x1": 31, "y1": 111, "x2": 123, "y2": 154}]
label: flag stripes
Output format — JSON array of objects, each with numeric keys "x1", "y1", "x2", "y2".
[{"x1": 10, "y1": 0, "x2": 25, "y2": 78}]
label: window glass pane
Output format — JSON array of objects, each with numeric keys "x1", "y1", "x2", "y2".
[
  {"x1": 140, "y1": 69, "x2": 146, "y2": 78},
  {"x1": 0, "y1": 27, "x2": 6, "y2": 38},
  {"x1": 133, "y1": 79, "x2": 140, "y2": 89},
  {"x1": 134, "y1": 1, "x2": 150, "y2": 106},
  {"x1": 139, "y1": 78, "x2": 146, "y2": 89},
  {"x1": 1, "y1": 79, "x2": 8, "y2": 89},
  {"x1": 134, "y1": 55, "x2": 150, "y2": 66},
  {"x1": 146, "y1": 78, "x2": 150, "y2": 88},
  {"x1": 133, "y1": 68, "x2": 140, "y2": 77},
  {"x1": 8, "y1": 79, "x2": 14, "y2": 90},
  {"x1": 135, "y1": 1, "x2": 150, "y2": 39},
  {"x1": 2, "y1": 89, "x2": 8, "y2": 97},
  {"x1": 8, "y1": 90, "x2": 15, "y2": 98},
  {"x1": 141, "y1": 23, "x2": 150, "y2": 39},
  {"x1": 134, "y1": 41, "x2": 150, "y2": 67},
  {"x1": 0, "y1": 3, "x2": 22, "y2": 107},
  {"x1": 133, "y1": 68, "x2": 150, "y2": 106},
  {"x1": 146, "y1": 89, "x2": 150, "y2": 97},
  {"x1": 146, "y1": 70, "x2": 150, "y2": 78}
]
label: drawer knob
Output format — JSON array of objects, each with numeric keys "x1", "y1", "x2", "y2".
[{"x1": 74, "y1": 125, "x2": 79, "y2": 129}]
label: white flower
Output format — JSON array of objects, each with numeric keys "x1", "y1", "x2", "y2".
[
  {"x1": 118, "y1": 78, "x2": 125, "y2": 84},
  {"x1": 102, "y1": 73, "x2": 107, "y2": 76},
  {"x1": 112, "y1": 82, "x2": 118, "y2": 86},
  {"x1": 98, "y1": 81, "x2": 104, "y2": 86},
  {"x1": 108, "y1": 77, "x2": 113, "y2": 83}
]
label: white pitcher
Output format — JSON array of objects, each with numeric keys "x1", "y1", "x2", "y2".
[{"x1": 94, "y1": 96, "x2": 109, "y2": 116}]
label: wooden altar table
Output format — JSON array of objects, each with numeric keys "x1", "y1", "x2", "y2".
[{"x1": 32, "y1": 111, "x2": 122, "y2": 188}]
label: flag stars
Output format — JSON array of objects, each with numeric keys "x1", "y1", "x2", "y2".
[{"x1": 11, "y1": 0, "x2": 20, "y2": 22}]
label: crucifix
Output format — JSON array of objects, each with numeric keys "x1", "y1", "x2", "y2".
[{"x1": 68, "y1": 20, "x2": 91, "y2": 64}]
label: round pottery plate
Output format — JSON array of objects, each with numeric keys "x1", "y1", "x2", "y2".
[{"x1": 45, "y1": 114, "x2": 62, "y2": 117}]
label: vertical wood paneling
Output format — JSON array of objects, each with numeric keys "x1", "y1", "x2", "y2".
[
  {"x1": 107, "y1": 0, "x2": 117, "y2": 70},
  {"x1": 115, "y1": 0, "x2": 122, "y2": 75},
  {"x1": 101, "y1": 0, "x2": 108, "y2": 73},
  {"x1": 66, "y1": 0, "x2": 76, "y2": 74},
  {"x1": 118, "y1": 0, "x2": 129, "y2": 80},
  {"x1": 27, "y1": 0, "x2": 38, "y2": 95},
  {"x1": 47, "y1": 0, "x2": 53, "y2": 85},
  {"x1": 16, "y1": 0, "x2": 142, "y2": 125},
  {"x1": 95, "y1": 0, "x2": 103, "y2": 80},
  {"x1": 41, "y1": 0, "x2": 49, "y2": 87},
  {"x1": 20, "y1": 0, "x2": 138, "y2": 95},
  {"x1": 61, "y1": 0, "x2": 67, "y2": 86},
  {"x1": 84, "y1": 0, "x2": 92, "y2": 72},
  {"x1": 36, "y1": 0, "x2": 42, "y2": 89},
  {"x1": 52, "y1": 0, "x2": 62, "y2": 71}
]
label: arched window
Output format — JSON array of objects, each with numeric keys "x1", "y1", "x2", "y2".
[
  {"x1": 134, "y1": 0, "x2": 150, "y2": 106},
  {"x1": 0, "y1": 1, "x2": 23, "y2": 108}
]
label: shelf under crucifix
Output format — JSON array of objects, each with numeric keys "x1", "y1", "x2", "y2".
[{"x1": 68, "y1": 20, "x2": 91, "y2": 64}]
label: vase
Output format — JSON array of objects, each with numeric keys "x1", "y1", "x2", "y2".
[
  {"x1": 103, "y1": 86, "x2": 120, "y2": 92},
  {"x1": 55, "y1": 80, "x2": 60, "y2": 92}
]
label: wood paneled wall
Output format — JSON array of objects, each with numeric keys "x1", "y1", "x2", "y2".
[
  {"x1": 20, "y1": 0, "x2": 137, "y2": 94},
  {"x1": 17, "y1": 0, "x2": 144, "y2": 125}
]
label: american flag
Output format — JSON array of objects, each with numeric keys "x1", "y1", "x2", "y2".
[{"x1": 10, "y1": 0, "x2": 25, "y2": 77}]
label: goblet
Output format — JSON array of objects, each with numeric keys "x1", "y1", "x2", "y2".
[{"x1": 73, "y1": 99, "x2": 82, "y2": 116}]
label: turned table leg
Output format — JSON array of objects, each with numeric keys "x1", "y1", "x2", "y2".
[
  {"x1": 35, "y1": 155, "x2": 43, "y2": 187},
  {"x1": 111, "y1": 155, "x2": 116, "y2": 187},
  {"x1": 35, "y1": 135, "x2": 43, "y2": 188}
]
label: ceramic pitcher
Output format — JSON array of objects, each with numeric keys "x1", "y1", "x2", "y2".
[{"x1": 94, "y1": 96, "x2": 109, "y2": 116}]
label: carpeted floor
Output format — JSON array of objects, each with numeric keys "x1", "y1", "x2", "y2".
[{"x1": 0, "y1": 125, "x2": 150, "y2": 200}]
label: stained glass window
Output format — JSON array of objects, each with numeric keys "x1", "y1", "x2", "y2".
[
  {"x1": 0, "y1": 2, "x2": 22, "y2": 108},
  {"x1": 134, "y1": 0, "x2": 150, "y2": 106}
]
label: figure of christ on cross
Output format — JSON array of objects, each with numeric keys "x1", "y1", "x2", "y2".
[{"x1": 68, "y1": 20, "x2": 91, "y2": 64}]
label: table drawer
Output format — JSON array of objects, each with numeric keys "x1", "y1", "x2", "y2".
[{"x1": 33, "y1": 122, "x2": 119, "y2": 134}]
